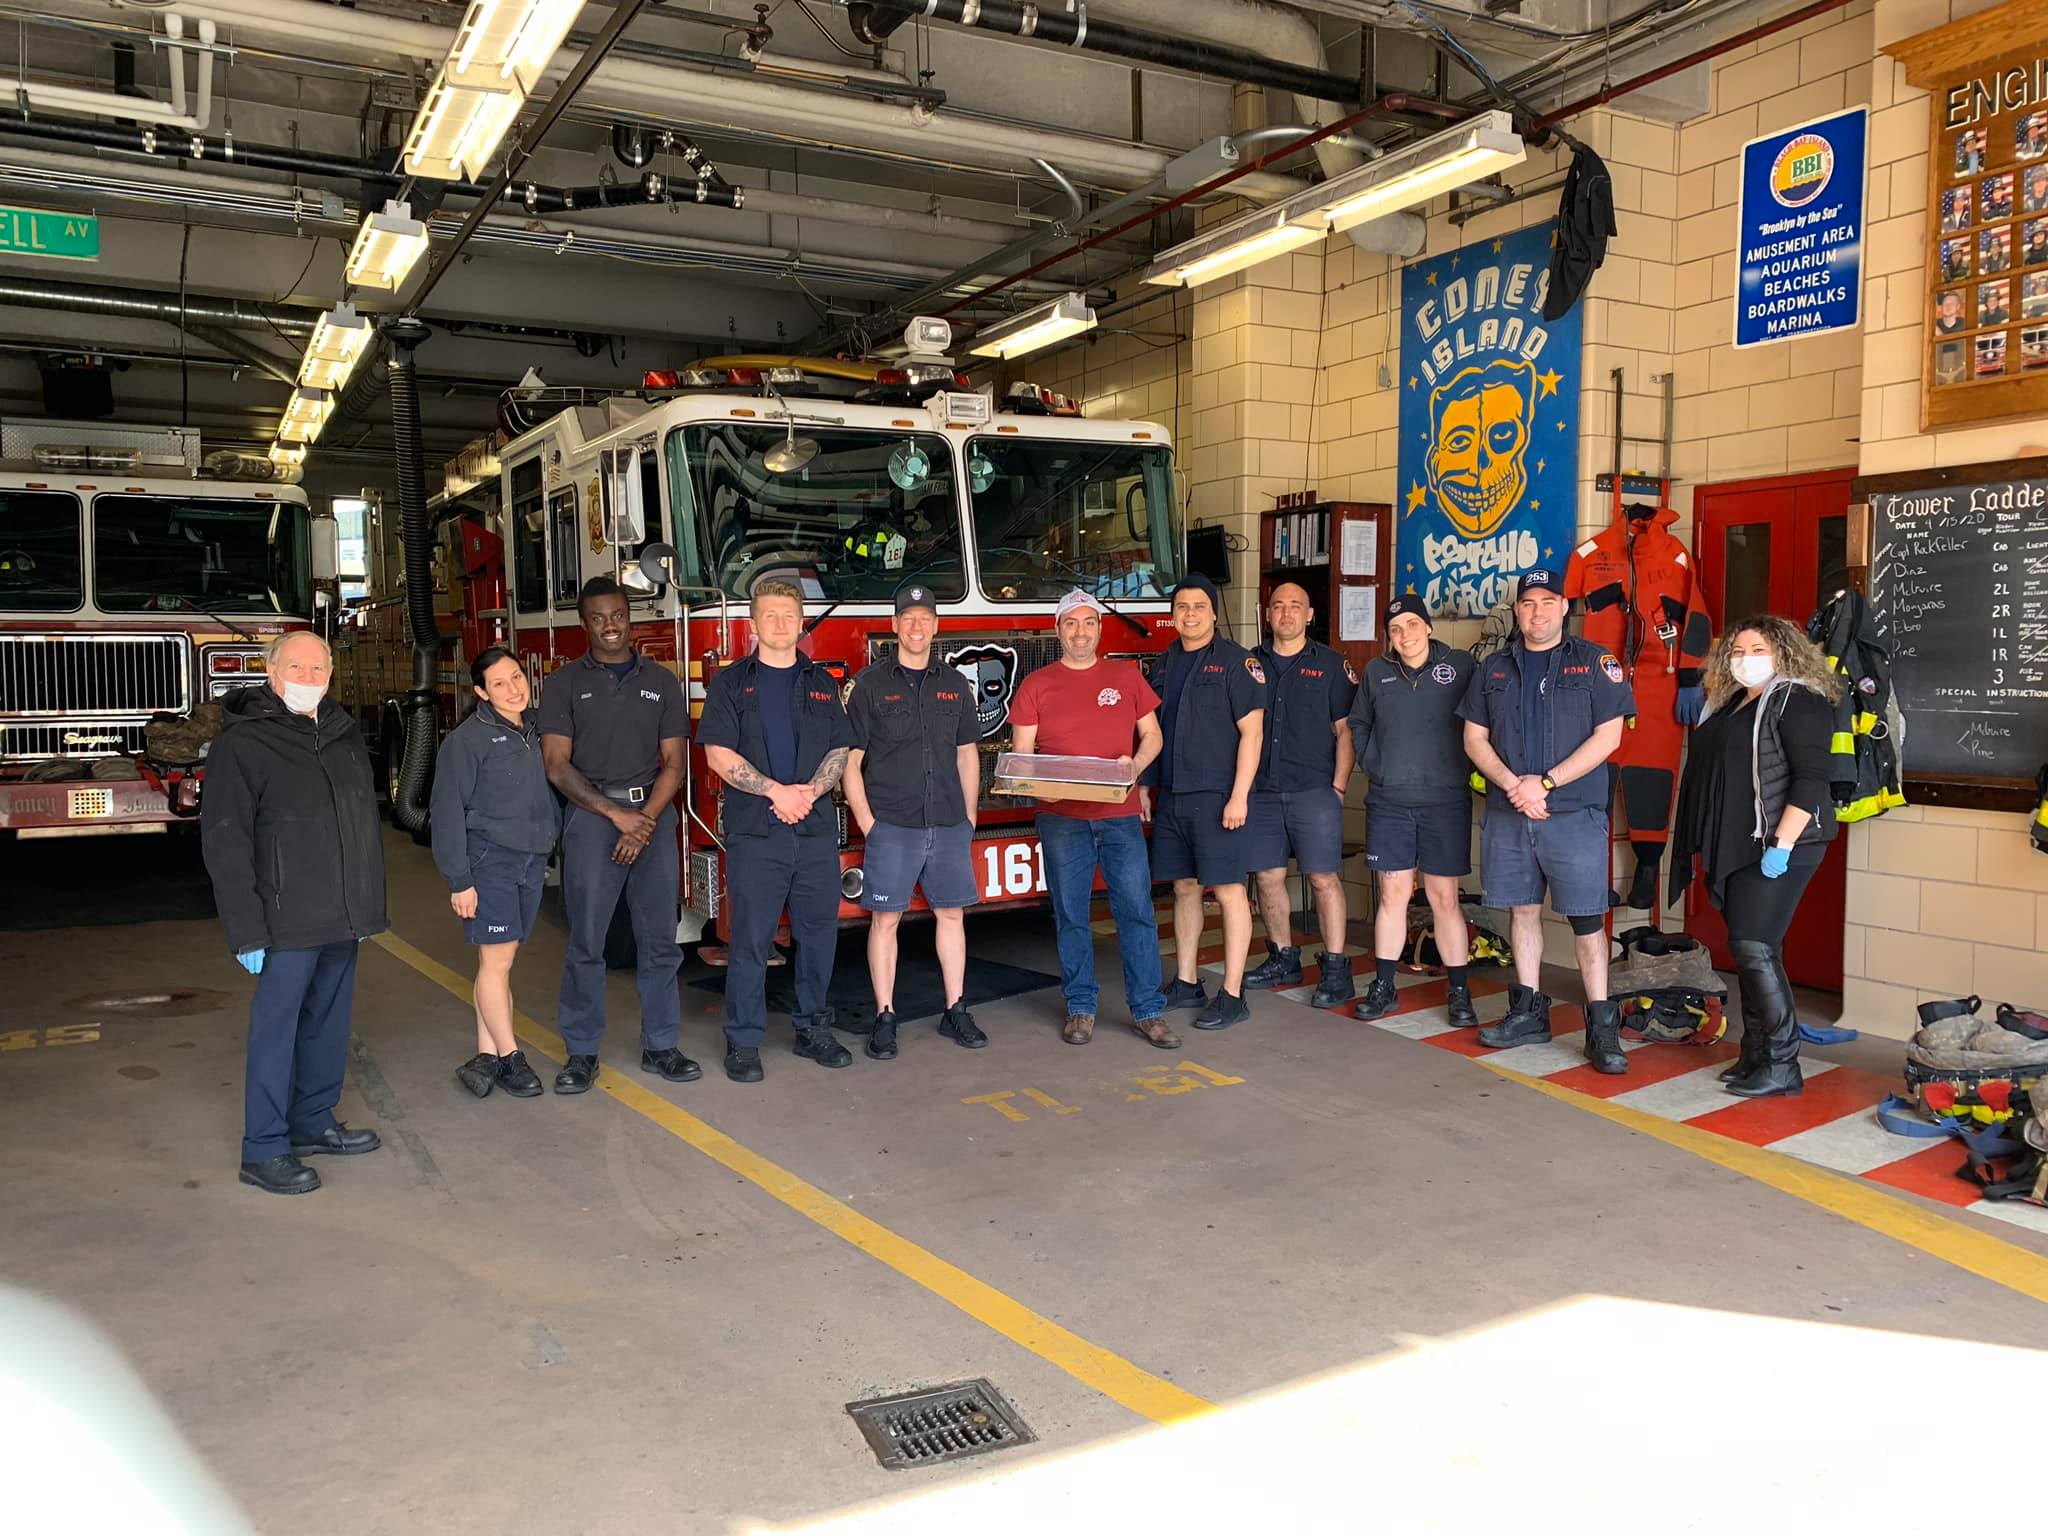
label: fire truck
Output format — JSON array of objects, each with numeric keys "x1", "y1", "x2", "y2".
[
  {"x1": 331, "y1": 326, "x2": 1185, "y2": 945},
  {"x1": 0, "y1": 421, "x2": 321, "y2": 840}
]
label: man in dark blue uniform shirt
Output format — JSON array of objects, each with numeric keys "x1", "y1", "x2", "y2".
[
  {"x1": 696, "y1": 578, "x2": 859, "y2": 1082},
  {"x1": 1457, "y1": 568, "x2": 1636, "y2": 1074},
  {"x1": 1241, "y1": 581, "x2": 1358, "y2": 1007},
  {"x1": 538, "y1": 576, "x2": 695, "y2": 1096},
  {"x1": 1146, "y1": 573, "x2": 1265, "y2": 1031}
]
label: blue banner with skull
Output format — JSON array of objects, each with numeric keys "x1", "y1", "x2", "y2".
[{"x1": 1394, "y1": 221, "x2": 1580, "y2": 619}]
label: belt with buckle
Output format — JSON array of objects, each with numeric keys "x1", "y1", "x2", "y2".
[{"x1": 600, "y1": 784, "x2": 652, "y2": 805}]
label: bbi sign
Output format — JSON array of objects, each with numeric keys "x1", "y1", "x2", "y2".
[
  {"x1": 0, "y1": 206, "x2": 98, "y2": 262},
  {"x1": 1734, "y1": 107, "x2": 1867, "y2": 347}
]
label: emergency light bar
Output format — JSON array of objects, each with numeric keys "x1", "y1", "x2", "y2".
[
  {"x1": 298, "y1": 304, "x2": 372, "y2": 393},
  {"x1": 277, "y1": 388, "x2": 334, "y2": 444},
  {"x1": 969, "y1": 293, "x2": 1098, "y2": 360},
  {"x1": 346, "y1": 202, "x2": 429, "y2": 292},
  {"x1": 1143, "y1": 110, "x2": 1525, "y2": 288}
]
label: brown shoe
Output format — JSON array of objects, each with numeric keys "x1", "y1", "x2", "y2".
[
  {"x1": 1132, "y1": 1015, "x2": 1181, "y2": 1050},
  {"x1": 1062, "y1": 1012, "x2": 1096, "y2": 1044}
]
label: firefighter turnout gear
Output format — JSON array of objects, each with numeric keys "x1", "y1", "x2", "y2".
[{"x1": 1808, "y1": 587, "x2": 1906, "y2": 825}]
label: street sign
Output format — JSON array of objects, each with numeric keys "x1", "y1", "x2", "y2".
[
  {"x1": 1733, "y1": 107, "x2": 1867, "y2": 348},
  {"x1": 0, "y1": 206, "x2": 99, "y2": 262}
]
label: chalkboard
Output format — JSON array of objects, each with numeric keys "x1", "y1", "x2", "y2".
[{"x1": 1869, "y1": 476, "x2": 2048, "y2": 781}]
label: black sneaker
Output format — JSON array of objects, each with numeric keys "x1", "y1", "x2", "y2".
[
  {"x1": 794, "y1": 1026, "x2": 854, "y2": 1068},
  {"x1": 938, "y1": 1004, "x2": 988, "y2": 1049},
  {"x1": 1354, "y1": 975, "x2": 1399, "y2": 1019},
  {"x1": 554, "y1": 1054, "x2": 599, "y2": 1094},
  {"x1": 1192, "y1": 989, "x2": 1250, "y2": 1031},
  {"x1": 867, "y1": 1009, "x2": 899, "y2": 1060},
  {"x1": 1162, "y1": 977, "x2": 1208, "y2": 1011},
  {"x1": 1310, "y1": 953, "x2": 1356, "y2": 1008},
  {"x1": 641, "y1": 1047, "x2": 703, "y2": 1083},
  {"x1": 456, "y1": 1051, "x2": 499, "y2": 1098},
  {"x1": 1476, "y1": 986, "x2": 1551, "y2": 1049},
  {"x1": 1446, "y1": 986, "x2": 1480, "y2": 1031},
  {"x1": 496, "y1": 1050, "x2": 544, "y2": 1097},
  {"x1": 724, "y1": 1044, "x2": 764, "y2": 1083},
  {"x1": 1243, "y1": 943, "x2": 1302, "y2": 991}
]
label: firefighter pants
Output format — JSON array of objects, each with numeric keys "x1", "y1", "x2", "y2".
[
  {"x1": 723, "y1": 824, "x2": 840, "y2": 1047},
  {"x1": 1618, "y1": 669, "x2": 1683, "y2": 847},
  {"x1": 242, "y1": 940, "x2": 357, "y2": 1164},
  {"x1": 557, "y1": 803, "x2": 682, "y2": 1056}
]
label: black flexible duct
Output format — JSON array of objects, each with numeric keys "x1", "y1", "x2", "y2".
[{"x1": 383, "y1": 316, "x2": 438, "y2": 834}]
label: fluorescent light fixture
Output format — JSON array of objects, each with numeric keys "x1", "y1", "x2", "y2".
[
  {"x1": 298, "y1": 303, "x2": 372, "y2": 393},
  {"x1": 402, "y1": 71, "x2": 526, "y2": 182},
  {"x1": 345, "y1": 201, "x2": 429, "y2": 292},
  {"x1": 1143, "y1": 110, "x2": 1526, "y2": 289},
  {"x1": 277, "y1": 387, "x2": 334, "y2": 444},
  {"x1": 450, "y1": 0, "x2": 585, "y2": 91},
  {"x1": 269, "y1": 442, "x2": 307, "y2": 469},
  {"x1": 969, "y1": 292, "x2": 1098, "y2": 360}
]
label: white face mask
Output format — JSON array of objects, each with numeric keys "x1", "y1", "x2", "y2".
[
  {"x1": 280, "y1": 679, "x2": 327, "y2": 714},
  {"x1": 1730, "y1": 654, "x2": 1776, "y2": 689}
]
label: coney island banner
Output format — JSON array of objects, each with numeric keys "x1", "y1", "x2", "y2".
[{"x1": 1395, "y1": 221, "x2": 1581, "y2": 619}]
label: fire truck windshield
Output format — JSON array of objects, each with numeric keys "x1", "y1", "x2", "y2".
[
  {"x1": 92, "y1": 494, "x2": 312, "y2": 616},
  {"x1": 667, "y1": 423, "x2": 966, "y2": 602},
  {"x1": 968, "y1": 438, "x2": 1180, "y2": 602},
  {"x1": 0, "y1": 490, "x2": 83, "y2": 611}
]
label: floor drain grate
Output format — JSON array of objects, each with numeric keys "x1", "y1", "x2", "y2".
[{"x1": 846, "y1": 1379, "x2": 1035, "y2": 1471}]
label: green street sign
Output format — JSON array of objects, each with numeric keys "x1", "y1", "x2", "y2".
[{"x1": 0, "y1": 206, "x2": 98, "y2": 262}]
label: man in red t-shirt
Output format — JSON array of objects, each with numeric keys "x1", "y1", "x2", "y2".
[{"x1": 1009, "y1": 590, "x2": 1177, "y2": 1048}]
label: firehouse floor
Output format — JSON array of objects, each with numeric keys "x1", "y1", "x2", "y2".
[{"x1": 5, "y1": 827, "x2": 2048, "y2": 1534}]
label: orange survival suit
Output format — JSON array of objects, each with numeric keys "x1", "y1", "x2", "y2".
[{"x1": 1564, "y1": 502, "x2": 1712, "y2": 910}]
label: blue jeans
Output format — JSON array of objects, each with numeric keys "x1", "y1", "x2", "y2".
[{"x1": 1036, "y1": 812, "x2": 1167, "y2": 1022}]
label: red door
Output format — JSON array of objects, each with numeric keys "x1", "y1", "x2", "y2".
[{"x1": 1689, "y1": 469, "x2": 1852, "y2": 993}]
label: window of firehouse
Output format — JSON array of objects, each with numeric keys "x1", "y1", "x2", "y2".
[
  {"x1": 0, "y1": 491, "x2": 84, "y2": 611},
  {"x1": 667, "y1": 424, "x2": 965, "y2": 602},
  {"x1": 966, "y1": 439, "x2": 1181, "y2": 602},
  {"x1": 93, "y1": 495, "x2": 311, "y2": 616}
]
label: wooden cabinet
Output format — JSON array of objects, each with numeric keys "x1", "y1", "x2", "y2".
[{"x1": 1257, "y1": 500, "x2": 1391, "y2": 675}]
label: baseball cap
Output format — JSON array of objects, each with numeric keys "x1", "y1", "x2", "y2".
[
  {"x1": 1171, "y1": 572, "x2": 1222, "y2": 611},
  {"x1": 1517, "y1": 567, "x2": 1567, "y2": 599},
  {"x1": 894, "y1": 583, "x2": 938, "y2": 615},
  {"x1": 1055, "y1": 588, "x2": 1103, "y2": 622},
  {"x1": 1385, "y1": 592, "x2": 1431, "y2": 627}
]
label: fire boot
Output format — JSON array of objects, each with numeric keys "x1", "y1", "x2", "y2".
[
  {"x1": 1310, "y1": 952, "x2": 1356, "y2": 1008},
  {"x1": 1582, "y1": 998, "x2": 1628, "y2": 1074},
  {"x1": 1477, "y1": 985, "x2": 1550, "y2": 1048},
  {"x1": 1724, "y1": 940, "x2": 1803, "y2": 1098},
  {"x1": 1623, "y1": 844, "x2": 1663, "y2": 911},
  {"x1": 1243, "y1": 942, "x2": 1303, "y2": 991}
]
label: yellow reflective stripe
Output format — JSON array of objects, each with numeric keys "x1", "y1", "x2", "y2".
[
  {"x1": 1830, "y1": 731, "x2": 1855, "y2": 754},
  {"x1": 1854, "y1": 711, "x2": 1878, "y2": 733}
]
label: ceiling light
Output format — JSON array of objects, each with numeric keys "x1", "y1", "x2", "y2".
[
  {"x1": 402, "y1": 71, "x2": 526, "y2": 182},
  {"x1": 269, "y1": 442, "x2": 308, "y2": 470},
  {"x1": 277, "y1": 387, "x2": 333, "y2": 444},
  {"x1": 345, "y1": 201, "x2": 429, "y2": 292},
  {"x1": 298, "y1": 303, "x2": 372, "y2": 393},
  {"x1": 969, "y1": 293, "x2": 1098, "y2": 360},
  {"x1": 450, "y1": 0, "x2": 586, "y2": 91},
  {"x1": 1141, "y1": 215, "x2": 1325, "y2": 289}
]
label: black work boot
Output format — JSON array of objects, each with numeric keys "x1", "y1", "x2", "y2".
[
  {"x1": 1243, "y1": 942, "x2": 1303, "y2": 991},
  {"x1": 1477, "y1": 985, "x2": 1550, "y2": 1048},
  {"x1": 1446, "y1": 984, "x2": 1479, "y2": 1030},
  {"x1": 1725, "y1": 940, "x2": 1804, "y2": 1098},
  {"x1": 1310, "y1": 952, "x2": 1356, "y2": 1008},
  {"x1": 456, "y1": 1052, "x2": 499, "y2": 1098},
  {"x1": 794, "y1": 1024, "x2": 853, "y2": 1068},
  {"x1": 1582, "y1": 998, "x2": 1628, "y2": 1075},
  {"x1": 1355, "y1": 973, "x2": 1399, "y2": 1019},
  {"x1": 495, "y1": 1050, "x2": 544, "y2": 1097}
]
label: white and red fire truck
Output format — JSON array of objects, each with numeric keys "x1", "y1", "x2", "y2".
[
  {"x1": 332, "y1": 331, "x2": 1186, "y2": 944},
  {"x1": 0, "y1": 421, "x2": 319, "y2": 840}
]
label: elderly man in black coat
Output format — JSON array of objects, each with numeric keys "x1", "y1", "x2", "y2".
[{"x1": 202, "y1": 630, "x2": 387, "y2": 1195}]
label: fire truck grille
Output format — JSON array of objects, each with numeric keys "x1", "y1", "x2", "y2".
[
  {"x1": 2, "y1": 721, "x2": 151, "y2": 761},
  {"x1": 0, "y1": 634, "x2": 191, "y2": 759}
]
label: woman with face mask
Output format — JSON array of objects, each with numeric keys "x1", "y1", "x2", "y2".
[
  {"x1": 430, "y1": 646, "x2": 562, "y2": 1098},
  {"x1": 1670, "y1": 616, "x2": 1844, "y2": 1098}
]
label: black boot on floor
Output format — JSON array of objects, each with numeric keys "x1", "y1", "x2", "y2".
[
  {"x1": 1446, "y1": 985, "x2": 1479, "y2": 1030},
  {"x1": 938, "y1": 1003, "x2": 988, "y2": 1048},
  {"x1": 496, "y1": 1050, "x2": 544, "y2": 1097},
  {"x1": 1244, "y1": 943, "x2": 1303, "y2": 991},
  {"x1": 1725, "y1": 939, "x2": 1804, "y2": 1098},
  {"x1": 1193, "y1": 988, "x2": 1250, "y2": 1031},
  {"x1": 1583, "y1": 998, "x2": 1629, "y2": 1075},
  {"x1": 239, "y1": 1154, "x2": 320, "y2": 1195},
  {"x1": 1718, "y1": 1019, "x2": 1767, "y2": 1082},
  {"x1": 794, "y1": 1025, "x2": 854, "y2": 1068},
  {"x1": 456, "y1": 1052, "x2": 499, "y2": 1098},
  {"x1": 641, "y1": 1047, "x2": 703, "y2": 1083},
  {"x1": 1354, "y1": 974, "x2": 1398, "y2": 1019},
  {"x1": 1477, "y1": 985, "x2": 1550, "y2": 1048},
  {"x1": 724, "y1": 1044, "x2": 764, "y2": 1083},
  {"x1": 1310, "y1": 952, "x2": 1356, "y2": 1008},
  {"x1": 555, "y1": 1054, "x2": 599, "y2": 1094},
  {"x1": 290, "y1": 1123, "x2": 381, "y2": 1157},
  {"x1": 867, "y1": 1009, "x2": 899, "y2": 1060}
]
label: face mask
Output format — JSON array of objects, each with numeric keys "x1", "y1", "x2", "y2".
[
  {"x1": 280, "y1": 679, "x2": 327, "y2": 713},
  {"x1": 1731, "y1": 655, "x2": 1775, "y2": 689}
]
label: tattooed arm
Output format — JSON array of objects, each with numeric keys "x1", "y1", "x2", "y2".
[
  {"x1": 807, "y1": 747, "x2": 849, "y2": 794},
  {"x1": 704, "y1": 745, "x2": 812, "y2": 825}
]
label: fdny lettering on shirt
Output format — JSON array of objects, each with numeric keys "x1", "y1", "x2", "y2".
[
  {"x1": 807, "y1": 689, "x2": 834, "y2": 703},
  {"x1": 638, "y1": 689, "x2": 663, "y2": 703}
]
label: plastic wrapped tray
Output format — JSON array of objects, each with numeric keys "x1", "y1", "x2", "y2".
[{"x1": 991, "y1": 752, "x2": 1135, "y2": 804}]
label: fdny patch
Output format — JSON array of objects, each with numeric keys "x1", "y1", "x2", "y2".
[
  {"x1": 1600, "y1": 654, "x2": 1625, "y2": 684},
  {"x1": 1857, "y1": 675, "x2": 1877, "y2": 694},
  {"x1": 1244, "y1": 657, "x2": 1267, "y2": 685},
  {"x1": 1431, "y1": 661, "x2": 1457, "y2": 685}
]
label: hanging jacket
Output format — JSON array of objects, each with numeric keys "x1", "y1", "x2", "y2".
[
  {"x1": 1543, "y1": 139, "x2": 1617, "y2": 321},
  {"x1": 1808, "y1": 588, "x2": 1906, "y2": 824},
  {"x1": 1564, "y1": 502, "x2": 1713, "y2": 704}
]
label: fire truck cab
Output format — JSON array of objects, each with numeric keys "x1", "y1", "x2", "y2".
[{"x1": 0, "y1": 421, "x2": 319, "y2": 840}]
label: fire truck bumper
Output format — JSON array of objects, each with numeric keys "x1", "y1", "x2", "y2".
[{"x1": 0, "y1": 775, "x2": 187, "y2": 837}]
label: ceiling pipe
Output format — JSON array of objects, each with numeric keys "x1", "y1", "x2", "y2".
[
  {"x1": 180, "y1": 323, "x2": 298, "y2": 386},
  {"x1": 0, "y1": 274, "x2": 316, "y2": 333}
]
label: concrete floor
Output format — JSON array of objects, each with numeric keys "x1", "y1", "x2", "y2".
[{"x1": 5, "y1": 826, "x2": 2048, "y2": 1532}]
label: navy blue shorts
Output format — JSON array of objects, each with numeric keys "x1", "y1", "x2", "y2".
[
  {"x1": 859, "y1": 818, "x2": 978, "y2": 911},
  {"x1": 1480, "y1": 804, "x2": 1610, "y2": 917},
  {"x1": 1151, "y1": 790, "x2": 1252, "y2": 887},
  {"x1": 464, "y1": 835, "x2": 548, "y2": 945},
  {"x1": 1243, "y1": 786, "x2": 1345, "y2": 874},
  {"x1": 1365, "y1": 798, "x2": 1472, "y2": 878}
]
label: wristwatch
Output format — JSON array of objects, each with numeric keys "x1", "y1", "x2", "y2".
[{"x1": 1539, "y1": 773, "x2": 1558, "y2": 791}]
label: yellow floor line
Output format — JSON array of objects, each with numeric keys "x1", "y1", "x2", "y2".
[
  {"x1": 368, "y1": 931, "x2": 1213, "y2": 1424},
  {"x1": 1476, "y1": 1059, "x2": 2048, "y2": 1306}
]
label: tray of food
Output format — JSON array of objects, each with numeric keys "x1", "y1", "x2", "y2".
[{"x1": 991, "y1": 752, "x2": 1136, "y2": 804}]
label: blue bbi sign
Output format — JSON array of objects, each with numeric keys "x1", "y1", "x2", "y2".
[{"x1": 1734, "y1": 107, "x2": 1867, "y2": 348}]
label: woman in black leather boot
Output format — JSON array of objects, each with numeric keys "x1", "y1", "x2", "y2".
[{"x1": 1670, "y1": 615, "x2": 1842, "y2": 1098}]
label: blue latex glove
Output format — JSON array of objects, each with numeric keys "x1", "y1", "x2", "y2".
[
  {"x1": 1759, "y1": 847, "x2": 1791, "y2": 879},
  {"x1": 236, "y1": 947, "x2": 266, "y2": 975},
  {"x1": 1675, "y1": 685, "x2": 1707, "y2": 726}
]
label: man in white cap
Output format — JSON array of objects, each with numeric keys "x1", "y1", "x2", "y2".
[{"x1": 1009, "y1": 590, "x2": 1178, "y2": 1047}]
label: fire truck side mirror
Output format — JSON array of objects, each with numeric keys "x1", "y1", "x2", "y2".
[
  {"x1": 636, "y1": 542, "x2": 680, "y2": 591},
  {"x1": 309, "y1": 515, "x2": 340, "y2": 582}
]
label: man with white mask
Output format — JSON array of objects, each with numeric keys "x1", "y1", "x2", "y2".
[{"x1": 202, "y1": 630, "x2": 387, "y2": 1195}]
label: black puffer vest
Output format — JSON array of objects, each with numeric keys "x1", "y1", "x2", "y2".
[{"x1": 1752, "y1": 680, "x2": 1835, "y2": 849}]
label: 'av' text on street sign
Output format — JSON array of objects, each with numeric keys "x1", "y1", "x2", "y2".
[{"x1": 0, "y1": 206, "x2": 99, "y2": 262}]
